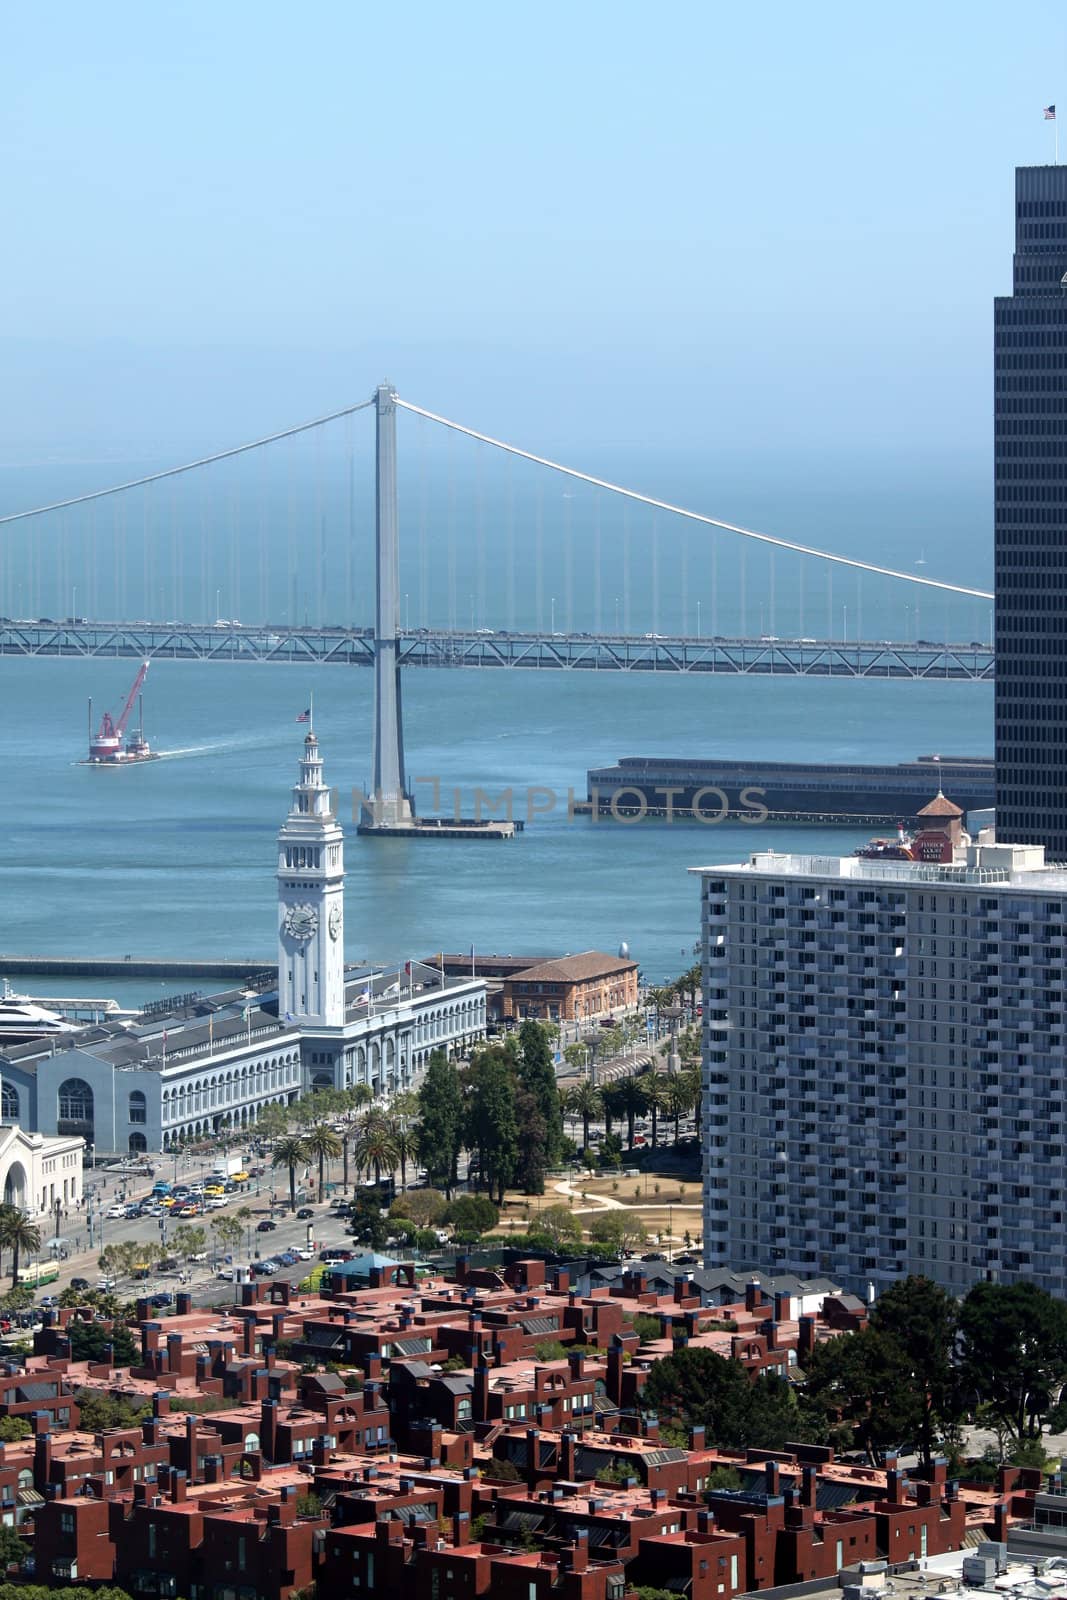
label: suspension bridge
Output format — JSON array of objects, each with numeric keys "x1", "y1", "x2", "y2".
[{"x1": 0, "y1": 385, "x2": 994, "y2": 830}]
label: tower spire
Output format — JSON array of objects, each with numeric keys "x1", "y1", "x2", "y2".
[{"x1": 277, "y1": 725, "x2": 345, "y2": 1029}]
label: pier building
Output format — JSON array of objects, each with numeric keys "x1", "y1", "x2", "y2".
[{"x1": 0, "y1": 730, "x2": 485, "y2": 1155}]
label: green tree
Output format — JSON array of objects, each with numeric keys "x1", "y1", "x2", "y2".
[
  {"x1": 390, "y1": 1189, "x2": 447, "y2": 1228},
  {"x1": 513, "y1": 1087, "x2": 549, "y2": 1195},
  {"x1": 642, "y1": 1347, "x2": 799, "y2": 1450},
  {"x1": 0, "y1": 1207, "x2": 41, "y2": 1289},
  {"x1": 641, "y1": 1072, "x2": 671, "y2": 1148},
  {"x1": 67, "y1": 1318, "x2": 139, "y2": 1368},
  {"x1": 537, "y1": 1204, "x2": 583, "y2": 1251},
  {"x1": 254, "y1": 1101, "x2": 291, "y2": 1142},
  {"x1": 0, "y1": 1284, "x2": 34, "y2": 1312},
  {"x1": 564, "y1": 1080, "x2": 603, "y2": 1150},
  {"x1": 662, "y1": 1073, "x2": 696, "y2": 1143},
  {"x1": 518, "y1": 1021, "x2": 564, "y2": 1166},
  {"x1": 172, "y1": 1224, "x2": 207, "y2": 1261},
  {"x1": 303, "y1": 1122, "x2": 342, "y2": 1197},
  {"x1": 803, "y1": 1328, "x2": 923, "y2": 1466},
  {"x1": 74, "y1": 1388, "x2": 151, "y2": 1430},
  {"x1": 589, "y1": 1210, "x2": 646, "y2": 1255},
  {"x1": 446, "y1": 1194, "x2": 499, "y2": 1241},
  {"x1": 0, "y1": 1417, "x2": 30, "y2": 1442},
  {"x1": 870, "y1": 1274, "x2": 962, "y2": 1468},
  {"x1": 211, "y1": 1215, "x2": 243, "y2": 1258},
  {"x1": 466, "y1": 1048, "x2": 519, "y2": 1204},
  {"x1": 632, "y1": 1312, "x2": 663, "y2": 1343},
  {"x1": 416, "y1": 1050, "x2": 464, "y2": 1193},
  {"x1": 272, "y1": 1135, "x2": 309, "y2": 1213},
  {"x1": 958, "y1": 1280, "x2": 1067, "y2": 1445},
  {"x1": 608, "y1": 1075, "x2": 647, "y2": 1149},
  {"x1": 393, "y1": 1122, "x2": 418, "y2": 1191},
  {"x1": 533, "y1": 1339, "x2": 569, "y2": 1361},
  {"x1": 0, "y1": 1524, "x2": 27, "y2": 1570},
  {"x1": 353, "y1": 1110, "x2": 399, "y2": 1184}
]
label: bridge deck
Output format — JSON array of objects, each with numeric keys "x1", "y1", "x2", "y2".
[{"x1": 0, "y1": 622, "x2": 995, "y2": 679}]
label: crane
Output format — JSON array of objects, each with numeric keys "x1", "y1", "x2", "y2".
[{"x1": 86, "y1": 661, "x2": 155, "y2": 763}]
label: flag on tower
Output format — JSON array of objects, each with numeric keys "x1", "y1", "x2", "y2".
[
  {"x1": 1045, "y1": 105, "x2": 1056, "y2": 120},
  {"x1": 296, "y1": 708, "x2": 311, "y2": 723}
]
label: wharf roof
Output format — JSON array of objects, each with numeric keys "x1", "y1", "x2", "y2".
[{"x1": 506, "y1": 951, "x2": 637, "y2": 984}]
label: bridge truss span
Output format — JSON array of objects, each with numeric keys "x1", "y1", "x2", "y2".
[{"x1": 0, "y1": 621, "x2": 995, "y2": 680}]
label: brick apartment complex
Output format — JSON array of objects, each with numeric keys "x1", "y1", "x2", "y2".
[{"x1": 9, "y1": 1257, "x2": 1049, "y2": 1600}]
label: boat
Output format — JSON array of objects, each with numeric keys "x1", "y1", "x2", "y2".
[
  {"x1": 0, "y1": 982, "x2": 78, "y2": 1044},
  {"x1": 82, "y1": 660, "x2": 160, "y2": 764}
]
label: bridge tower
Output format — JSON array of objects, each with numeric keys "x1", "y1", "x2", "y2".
[{"x1": 362, "y1": 384, "x2": 414, "y2": 830}]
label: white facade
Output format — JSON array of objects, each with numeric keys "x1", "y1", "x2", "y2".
[
  {"x1": 0, "y1": 1125, "x2": 83, "y2": 1219},
  {"x1": 694, "y1": 840, "x2": 1067, "y2": 1299},
  {"x1": 0, "y1": 724, "x2": 488, "y2": 1155},
  {"x1": 277, "y1": 727, "x2": 345, "y2": 1028}
]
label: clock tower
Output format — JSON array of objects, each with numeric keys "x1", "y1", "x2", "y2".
[{"x1": 277, "y1": 723, "x2": 345, "y2": 1028}]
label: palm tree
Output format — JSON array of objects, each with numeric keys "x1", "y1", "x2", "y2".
[
  {"x1": 663, "y1": 1073, "x2": 696, "y2": 1143},
  {"x1": 565, "y1": 1080, "x2": 603, "y2": 1150},
  {"x1": 272, "y1": 1135, "x2": 309, "y2": 1213},
  {"x1": 0, "y1": 1206, "x2": 40, "y2": 1289},
  {"x1": 353, "y1": 1111, "x2": 399, "y2": 1185},
  {"x1": 340, "y1": 1084, "x2": 374, "y2": 1190},
  {"x1": 611, "y1": 1075, "x2": 647, "y2": 1150},
  {"x1": 303, "y1": 1123, "x2": 342, "y2": 1199},
  {"x1": 393, "y1": 1123, "x2": 417, "y2": 1190},
  {"x1": 642, "y1": 1072, "x2": 672, "y2": 1149}
]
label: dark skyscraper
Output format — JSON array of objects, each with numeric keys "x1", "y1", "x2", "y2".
[{"x1": 995, "y1": 165, "x2": 1067, "y2": 854}]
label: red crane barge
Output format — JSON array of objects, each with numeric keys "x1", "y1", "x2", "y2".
[{"x1": 83, "y1": 661, "x2": 158, "y2": 764}]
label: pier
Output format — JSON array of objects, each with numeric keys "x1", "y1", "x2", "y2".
[{"x1": 0, "y1": 955, "x2": 272, "y2": 981}]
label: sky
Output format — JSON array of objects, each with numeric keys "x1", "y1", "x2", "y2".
[{"x1": 1, "y1": 0, "x2": 1065, "y2": 476}]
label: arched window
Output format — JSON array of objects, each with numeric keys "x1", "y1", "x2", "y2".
[
  {"x1": 312, "y1": 1071, "x2": 333, "y2": 1091},
  {"x1": 243, "y1": 1431, "x2": 260, "y2": 1452},
  {"x1": 0, "y1": 1082, "x2": 18, "y2": 1122},
  {"x1": 129, "y1": 1132, "x2": 147, "y2": 1153},
  {"x1": 58, "y1": 1078, "x2": 94, "y2": 1132},
  {"x1": 129, "y1": 1090, "x2": 146, "y2": 1125}
]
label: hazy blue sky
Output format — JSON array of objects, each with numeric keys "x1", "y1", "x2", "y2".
[{"x1": 2, "y1": 1, "x2": 1065, "y2": 471}]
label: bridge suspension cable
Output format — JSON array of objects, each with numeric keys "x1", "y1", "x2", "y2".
[
  {"x1": 395, "y1": 397, "x2": 992, "y2": 602},
  {"x1": 0, "y1": 396, "x2": 375, "y2": 528}
]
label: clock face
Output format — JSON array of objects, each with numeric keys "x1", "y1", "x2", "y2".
[
  {"x1": 328, "y1": 902, "x2": 342, "y2": 941},
  {"x1": 284, "y1": 903, "x2": 318, "y2": 943}
]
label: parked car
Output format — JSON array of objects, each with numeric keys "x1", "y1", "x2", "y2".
[
  {"x1": 251, "y1": 1259, "x2": 278, "y2": 1276},
  {"x1": 295, "y1": 1246, "x2": 314, "y2": 1260},
  {"x1": 256, "y1": 1219, "x2": 277, "y2": 1233},
  {"x1": 96, "y1": 1276, "x2": 116, "y2": 1292},
  {"x1": 149, "y1": 1292, "x2": 173, "y2": 1308},
  {"x1": 296, "y1": 1207, "x2": 315, "y2": 1220}
]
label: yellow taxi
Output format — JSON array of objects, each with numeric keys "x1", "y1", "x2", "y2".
[
  {"x1": 204, "y1": 1185, "x2": 225, "y2": 1197},
  {"x1": 231, "y1": 1172, "x2": 250, "y2": 1184}
]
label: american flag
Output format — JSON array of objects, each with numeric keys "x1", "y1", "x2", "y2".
[
  {"x1": 296, "y1": 708, "x2": 311, "y2": 723},
  {"x1": 1045, "y1": 105, "x2": 1057, "y2": 120}
]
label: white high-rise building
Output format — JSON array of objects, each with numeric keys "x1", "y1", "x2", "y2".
[
  {"x1": 693, "y1": 810, "x2": 1067, "y2": 1299},
  {"x1": 277, "y1": 723, "x2": 345, "y2": 1029}
]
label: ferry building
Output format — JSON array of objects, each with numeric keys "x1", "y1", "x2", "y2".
[{"x1": 0, "y1": 729, "x2": 486, "y2": 1155}]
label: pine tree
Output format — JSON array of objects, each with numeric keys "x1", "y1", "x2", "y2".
[
  {"x1": 416, "y1": 1049, "x2": 464, "y2": 1193},
  {"x1": 517, "y1": 1020, "x2": 563, "y2": 1165}
]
